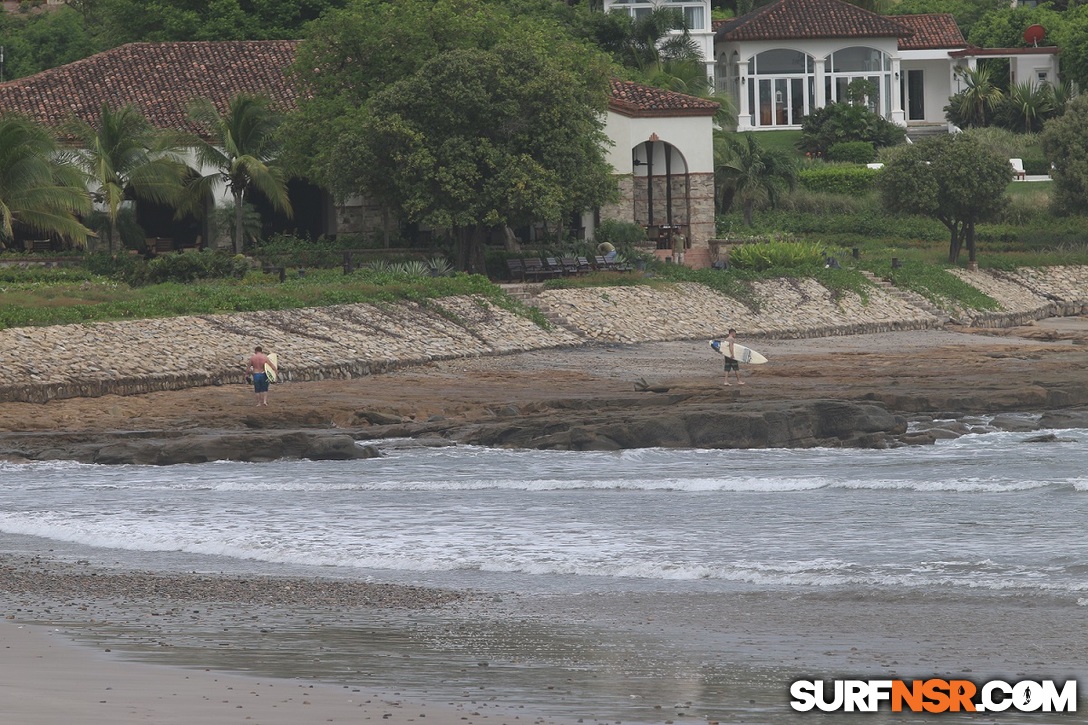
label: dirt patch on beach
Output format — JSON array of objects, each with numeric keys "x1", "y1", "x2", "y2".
[{"x1": 1, "y1": 321, "x2": 1087, "y2": 437}]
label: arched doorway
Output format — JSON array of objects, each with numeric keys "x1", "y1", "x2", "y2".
[{"x1": 632, "y1": 136, "x2": 692, "y2": 251}]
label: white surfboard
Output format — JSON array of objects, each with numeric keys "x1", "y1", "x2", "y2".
[
  {"x1": 710, "y1": 339, "x2": 768, "y2": 365},
  {"x1": 265, "y1": 352, "x2": 279, "y2": 383}
]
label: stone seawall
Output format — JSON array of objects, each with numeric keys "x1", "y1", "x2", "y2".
[{"x1": 1, "y1": 266, "x2": 1085, "y2": 403}]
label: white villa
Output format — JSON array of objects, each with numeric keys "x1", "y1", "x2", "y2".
[
  {"x1": 0, "y1": 41, "x2": 720, "y2": 263},
  {"x1": 606, "y1": 0, "x2": 1060, "y2": 132}
]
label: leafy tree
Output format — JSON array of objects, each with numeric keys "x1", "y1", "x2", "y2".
[
  {"x1": 1041, "y1": 94, "x2": 1088, "y2": 215},
  {"x1": 877, "y1": 134, "x2": 1010, "y2": 264},
  {"x1": 0, "y1": 114, "x2": 92, "y2": 249},
  {"x1": 715, "y1": 134, "x2": 797, "y2": 226},
  {"x1": 888, "y1": 0, "x2": 1007, "y2": 38},
  {"x1": 87, "y1": 0, "x2": 346, "y2": 45},
  {"x1": 0, "y1": 6, "x2": 98, "y2": 80},
  {"x1": 798, "y1": 102, "x2": 906, "y2": 156},
  {"x1": 187, "y1": 94, "x2": 293, "y2": 254},
  {"x1": 285, "y1": 0, "x2": 616, "y2": 272},
  {"x1": 65, "y1": 103, "x2": 189, "y2": 254}
]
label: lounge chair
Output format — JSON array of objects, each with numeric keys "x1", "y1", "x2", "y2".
[{"x1": 1010, "y1": 158, "x2": 1026, "y2": 180}]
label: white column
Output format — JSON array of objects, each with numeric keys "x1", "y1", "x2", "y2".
[
  {"x1": 738, "y1": 73, "x2": 753, "y2": 131},
  {"x1": 890, "y1": 58, "x2": 905, "y2": 126},
  {"x1": 814, "y1": 58, "x2": 827, "y2": 109}
]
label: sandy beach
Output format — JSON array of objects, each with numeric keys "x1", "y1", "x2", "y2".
[{"x1": 3, "y1": 320, "x2": 1088, "y2": 723}]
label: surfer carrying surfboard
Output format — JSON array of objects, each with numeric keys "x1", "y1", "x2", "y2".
[
  {"x1": 721, "y1": 329, "x2": 744, "y2": 386},
  {"x1": 246, "y1": 346, "x2": 278, "y2": 407}
]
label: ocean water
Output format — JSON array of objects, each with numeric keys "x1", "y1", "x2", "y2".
[{"x1": 2, "y1": 424, "x2": 1087, "y2": 722}]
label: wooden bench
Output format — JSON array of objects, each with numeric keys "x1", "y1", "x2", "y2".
[
  {"x1": 524, "y1": 258, "x2": 560, "y2": 282},
  {"x1": 26, "y1": 239, "x2": 54, "y2": 253},
  {"x1": 506, "y1": 258, "x2": 526, "y2": 281}
]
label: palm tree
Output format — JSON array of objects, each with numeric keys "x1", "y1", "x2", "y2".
[
  {"x1": 644, "y1": 57, "x2": 737, "y2": 129},
  {"x1": 953, "y1": 66, "x2": 1004, "y2": 128},
  {"x1": 0, "y1": 114, "x2": 92, "y2": 249},
  {"x1": 715, "y1": 133, "x2": 797, "y2": 226},
  {"x1": 66, "y1": 104, "x2": 189, "y2": 254},
  {"x1": 187, "y1": 94, "x2": 292, "y2": 254}
]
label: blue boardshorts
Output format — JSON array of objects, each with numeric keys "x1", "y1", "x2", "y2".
[{"x1": 253, "y1": 372, "x2": 270, "y2": 393}]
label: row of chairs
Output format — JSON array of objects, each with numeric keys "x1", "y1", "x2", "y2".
[{"x1": 506, "y1": 255, "x2": 630, "y2": 282}]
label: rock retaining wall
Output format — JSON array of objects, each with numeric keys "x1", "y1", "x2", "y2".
[{"x1": 1, "y1": 266, "x2": 1085, "y2": 403}]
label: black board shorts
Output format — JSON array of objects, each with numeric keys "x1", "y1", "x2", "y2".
[{"x1": 723, "y1": 357, "x2": 739, "y2": 372}]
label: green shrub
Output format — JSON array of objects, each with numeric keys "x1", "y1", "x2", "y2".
[
  {"x1": 797, "y1": 165, "x2": 881, "y2": 195},
  {"x1": 799, "y1": 102, "x2": 907, "y2": 156},
  {"x1": 594, "y1": 219, "x2": 647, "y2": 248},
  {"x1": 1022, "y1": 154, "x2": 1050, "y2": 175},
  {"x1": 729, "y1": 240, "x2": 826, "y2": 271},
  {"x1": 826, "y1": 141, "x2": 876, "y2": 164}
]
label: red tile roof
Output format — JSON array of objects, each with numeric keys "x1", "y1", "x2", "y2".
[
  {"x1": 0, "y1": 41, "x2": 300, "y2": 135},
  {"x1": 894, "y1": 14, "x2": 967, "y2": 51},
  {"x1": 608, "y1": 79, "x2": 720, "y2": 117},
  {"x1": 716, "y1": 0, "x2": 914, "y2": 42},
  {"x1": 0, "y1": 40, "x2": 718, "y2": 134}
]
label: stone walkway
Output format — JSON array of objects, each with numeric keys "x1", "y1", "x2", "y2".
[{"x1": 1, "y1": 266, "x2": 1085, "y2": 403}]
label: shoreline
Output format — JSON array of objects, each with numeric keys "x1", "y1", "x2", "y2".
[
  {"x1": 3, "y1": 548, "x2": 1086, "y2": 724},
  {"x1": 2, "y1": 320, "x2": 1088, "y2": 462}
]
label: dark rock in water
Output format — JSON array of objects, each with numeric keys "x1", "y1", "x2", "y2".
[
  {"x1": 897, "y1": 432, "x2": 937, "y2": 446},
  {"x1": 0, "y1": 430, "x2": 378, "y2": 466},
  {"x1": 989, "y1": 413, "x2": 1040, "y2": 432},
  {"x1": 1038, "y1": 409, "x2": 1088, "y2": 430},
  {"x1": 1022, "y1": 433, "x2": 1075, "y2": 444},
  {"x1": 454, "y1": 399, "x2": 906, "y2": 451}
]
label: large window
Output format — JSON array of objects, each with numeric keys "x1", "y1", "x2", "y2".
[
  {"x1": 609, "y1": 0, "x2": 706, "y2": 30},
  {"x1": 824, "y1": 46, "x2": 892, "y2": 117},
  {"x1": 743, "y1": 49, "x2": 815, "y2": 127}
]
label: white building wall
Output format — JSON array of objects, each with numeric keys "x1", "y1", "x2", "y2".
[
  {"x1": 604, "y1": 110, "x2": 715, "y2": 174},
  {"x1": 898, "y1": 54, "x2": 954, "y2": 125}
]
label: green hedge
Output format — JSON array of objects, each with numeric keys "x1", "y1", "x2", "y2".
[
  {"x1": 826, "y1": 141, "x2": 876, "y2": 164},
  {"x1": 796, "y1": 165, "x2": 882, "y2": 195}
]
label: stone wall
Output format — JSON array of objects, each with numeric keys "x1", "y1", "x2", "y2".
[{"x1": 1, "y1": 266, "x2": 1085, "y2": 403}]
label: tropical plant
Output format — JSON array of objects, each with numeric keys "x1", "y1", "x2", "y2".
[
  {"x1": 209, "y1": 202, "x2": 262, "y2": 251},
  {"x1": 602, "y1": 6, "x2": 695, "y2": 73},
  {"x1": 65, "y1": 103, "x2": 189, "y2": 254},
  {"x1": 186, "y1": 93, "x2": 292, "y2": 254},
  {"x1": 0, "y1": 113, "x2": 92, "y2": 249},
  {"x1": 947, "y1": 65, "x2": 1005, "y2": 129},
  {"x1": 1001, "y1": 81, "x2": 1054, "y2": 133},
  {"x1": 715, "y1": 134, "x2": 798, "y2": 226}
]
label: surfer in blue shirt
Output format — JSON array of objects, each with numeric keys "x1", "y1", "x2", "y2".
[
  {"x1": 246, "y1": 346, "x2": 277, "y2": 407},
  {"x1": 723, "y1": 329, "x2": 744, "y2": 386}
]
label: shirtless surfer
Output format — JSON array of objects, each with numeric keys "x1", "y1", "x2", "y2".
[{"x1": 246, "y1": 346, "x2": 277, "y2": 406}]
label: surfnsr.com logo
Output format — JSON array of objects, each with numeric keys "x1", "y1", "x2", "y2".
[{"x1": 790, "y1": 679, "x2": 1077, "y2": 713}]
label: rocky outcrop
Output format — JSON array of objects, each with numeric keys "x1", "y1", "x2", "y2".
[
  {"x1": 434, "y1": 398, "x2": 907, "y2": 451},
  {"x1": 0, "y1": 430, "x2": 379, "y2": 465}
]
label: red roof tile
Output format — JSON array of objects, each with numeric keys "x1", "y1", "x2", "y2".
[
  {"x1": 894, "y1": 14, "x2": 967, "y2": 51},
  {"x1": 716, "y1": 0, "x2": 914, "y2": 42},
  {"x1": 0, "y1": 41, "x2": 717, "y2": 134},
  {"x1": 0, "y1": 41, "x2": 300, "y2": 135},
  {"x1": 608, "y1": 79, "x2": 720, "y2": 117}
]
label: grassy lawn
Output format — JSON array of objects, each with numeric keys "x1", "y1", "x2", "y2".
[
  {"x1": 0, "y1": 267, "x2": 547, "y2": 330},
  {"x1": 738, "y1": 130, "x2": 804, "y2": 156},
  {"x1": 1006, "y1": 179, "x2": 1052, "y2": 198}
]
